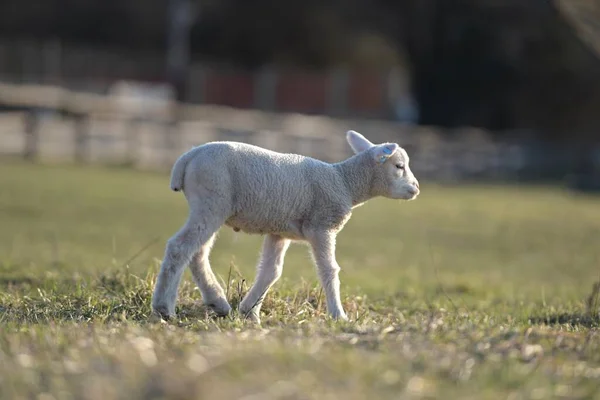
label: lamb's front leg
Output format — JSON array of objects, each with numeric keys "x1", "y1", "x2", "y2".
[
  {"x1": 307, "y1": 231, "x2": 348, "y2": 321},
  {"x1": 239, "y1": 234, "x2": 290, "y2": 323}
]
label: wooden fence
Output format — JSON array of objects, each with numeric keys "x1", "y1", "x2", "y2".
[{"x1": 0, "y1": 81, "x2": 596, "y2": 184}]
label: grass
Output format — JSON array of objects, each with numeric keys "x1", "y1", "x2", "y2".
[{"x1": 0, "y1": 160, "x2": 599, "y2": 399}]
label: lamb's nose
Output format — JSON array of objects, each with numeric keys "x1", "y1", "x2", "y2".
[{"x1": 414, "y1": 181, "x2": 420, "y2": 189}]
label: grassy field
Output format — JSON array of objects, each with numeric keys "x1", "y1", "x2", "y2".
[{"x1": 0, "y1": 160, "x2": 599, "y2": 399}]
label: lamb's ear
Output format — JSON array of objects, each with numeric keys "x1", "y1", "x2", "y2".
[
  {"x1": 373, "y1": 143, "x2": 399, "y2": 164},
  {"x1": 346, "y1": 130, "x2": 374, "y2": 154}
]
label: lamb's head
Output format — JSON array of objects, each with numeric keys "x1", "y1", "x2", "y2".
[{"x1": 346, "y1": 130, "x2": 420, "y2": 200}]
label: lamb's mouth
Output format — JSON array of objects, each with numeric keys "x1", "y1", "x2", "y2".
[{"x1": 400, "y1": 192, "x2": 419, "y2": 201}]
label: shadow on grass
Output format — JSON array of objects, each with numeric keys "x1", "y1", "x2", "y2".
[
  {"x1": 0, "y1": 298, "x2": 227, "y2": 326},
  {"x1": 0, "y1": 275, "x2": 84, "y2": 293},
  {"x1": 0, "y1": 261, "x2": 83, "y2": 292},
  {"x1": 0, "y1": 269, "x2": 233, "y2": 326},
  {"x1": 529, "y1": 313, "x2": 600, "y2": 329},
  {"x1": 530, "y1": 282, "x2": 600, "y2": 328},
  {"x1": 0, "y1": 276, "x2": 39, "y2": 288}
]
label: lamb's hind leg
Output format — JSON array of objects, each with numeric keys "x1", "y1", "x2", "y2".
[
  {"x1": 239, "y1": 234, "x2": 291, "y2": 323},
  {"x1": 188, "y1": 233, "x2": 231, "y2": 316},
  {"x1": 152, "y1": 212, "x2": 224, "y2": 320}
]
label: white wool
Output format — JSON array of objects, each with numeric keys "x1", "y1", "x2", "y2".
[{"x1": 152, "y1": 130, "x2": 420, "y2": 323}]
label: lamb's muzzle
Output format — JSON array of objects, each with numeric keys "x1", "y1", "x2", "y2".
[{"x1": 151, "y1": 129, "x2": 419, "y2": 323}]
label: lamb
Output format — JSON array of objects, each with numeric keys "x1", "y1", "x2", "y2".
[{"x1": 151, "y1": 130, "x2": 420, "y2": 323}]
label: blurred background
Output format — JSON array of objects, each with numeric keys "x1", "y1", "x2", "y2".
[
  {"x1": 1, "y1": 0, "x2": 600, "y2": 188},
  {"x1": 1, "y1": 6, "x2": 600, "y2": 398}
]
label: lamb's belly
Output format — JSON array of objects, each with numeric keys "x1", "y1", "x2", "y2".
[{"x1": 225, "y1": 215, "x2": 305, "y2": 240}]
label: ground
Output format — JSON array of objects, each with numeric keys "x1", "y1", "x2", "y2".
[{"x1": 0, "y1": 160, "x2": 599, "y2": 399}]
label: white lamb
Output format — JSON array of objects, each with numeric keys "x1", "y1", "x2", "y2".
[{"x1": 151, "y1": 130, "x2": 420, "y2": 323}]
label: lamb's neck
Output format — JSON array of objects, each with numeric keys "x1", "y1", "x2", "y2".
[{"x1": 334, "y1": 152, "x2": 375, "y2": 207}]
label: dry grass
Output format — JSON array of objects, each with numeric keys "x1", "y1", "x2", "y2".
[{"x1": 0, "y1": 161, "x2": 599, "y2": 399}]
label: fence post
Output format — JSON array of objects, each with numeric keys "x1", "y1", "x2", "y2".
[
  {"x1": 126, "y1": 117, "x2": 140, "y2": 167},
  {"x1": 328, "y1": 68, "x2": 349, "y2": 117},
  {"x1": 163, "y1": 119, "x2": 181, "y2": 169},
  {"x1": 0, "y1": 41, "x2": 7, "y2": 81},
  {"x1": 23, "y1": 110, "x2": 40, "y2": 161},
  {"x1": 20, "y1": 39, "x2": 39, "y2": 84},
  {"x1": 166, "y1": 0, "x2": 193, "y2": 103},
  {"x1": 188, "y1": 65, "x2": 206, "y2": 104},
  {"x1": 254, "y1": 66, "x2": 277, "y2": 111},
  {"x1": 74, "y1": 114, "x2": 89, "y2": 163},
  {"x1": 43, "y1": 39, "x2": 62, "y2": 85}
]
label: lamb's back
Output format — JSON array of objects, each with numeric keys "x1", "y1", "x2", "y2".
[{"x1": 188, "y1": 142, "x2": 343, "y2": 235}]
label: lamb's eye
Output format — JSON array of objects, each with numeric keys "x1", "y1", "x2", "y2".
[{"x1": 395, "y1": 163, "x2": 405, "y2": 170}]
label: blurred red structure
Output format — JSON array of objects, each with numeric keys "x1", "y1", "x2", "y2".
[
  {"x1": 204, "y1": 70, "x2": 255, "y2": 109},
  {"x1": 275, "y1": 71, "x2": 329, "y2": 114},
  {"x1": 200, "y1": 68, "x2": 391, "y2": 117}
]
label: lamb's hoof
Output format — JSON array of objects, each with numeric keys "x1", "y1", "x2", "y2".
[
  {"x1": 206, "y1": 298, "x2": 232, "y2": 317},
  {"x1": 151, "y1": 305, "x2": 175, "y2": 321},
  {"x1": 330, "y1": 311, "x2": 349, "y2": 322},
  {"x1": 239, "y1": 308, "x2": 261, "y2": 325}
]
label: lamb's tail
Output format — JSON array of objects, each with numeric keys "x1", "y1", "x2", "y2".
[{"x1": 169, "y1": 147, "x2": 200, "y2": 192}]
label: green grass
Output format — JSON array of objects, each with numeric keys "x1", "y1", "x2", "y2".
[{"x1": 0, "y1": 160, "x2": 599, "y2": 399}]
